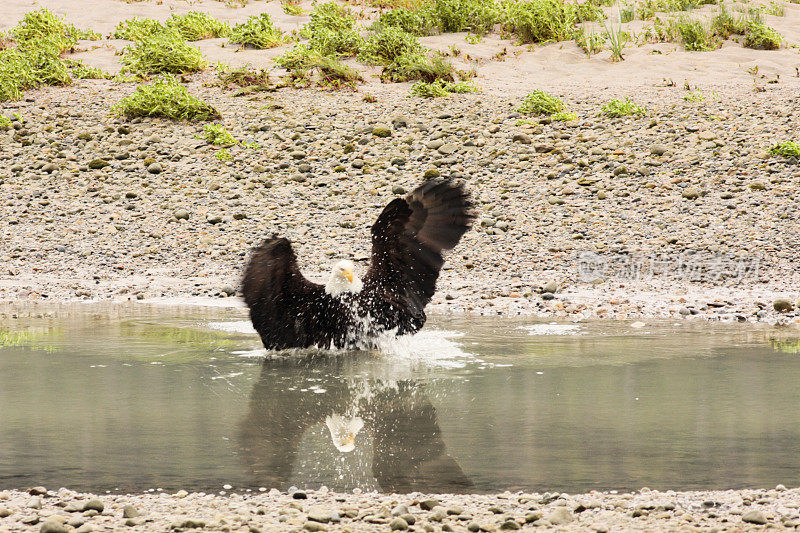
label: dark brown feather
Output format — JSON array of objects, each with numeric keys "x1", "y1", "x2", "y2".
[{"x1": 242, "y1": 180, "x2": 473, "y2": 350}]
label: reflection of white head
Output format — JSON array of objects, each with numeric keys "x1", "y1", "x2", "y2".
[
  {"x1": 325, "y1": 260, "x2": 363, "y2": 297},
  {"x1": 325, "y1": 414, "x2": 364, "y2": 453}
]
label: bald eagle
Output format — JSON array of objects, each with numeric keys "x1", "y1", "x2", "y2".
[{"x1": 242, "y1": 179, "x2": 474, "y2": 350}]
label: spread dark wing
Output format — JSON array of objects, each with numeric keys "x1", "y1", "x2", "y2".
[
  {"x1": 242, "y1": 237, "x2": 329, "y2": 350},
  {"x1": 362, "y1": 179, "x2": 474, "y2": 318}
]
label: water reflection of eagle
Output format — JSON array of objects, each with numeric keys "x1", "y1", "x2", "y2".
[{"x1": 239, "y1": 355, "x2": 473, "y2": 493}]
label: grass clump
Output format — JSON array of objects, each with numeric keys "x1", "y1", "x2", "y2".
[
  {"x1": 113, "y1": 17, "x2": 165, "y2": 41},
  {"x1": 276, "y1": 47, "x2": 363, "y2": 88},
  {"x1": 381, "y1": 53, "x2": 455, "y2": 82},
  {"x1": 376, "y1": 8, "x2": 437, "y2": 35},
  {"x1": 600, "y1": 97, "x2": 646, "y2": 117},
  {"x1": 113, "y1": 76, "x2": 220, "y2": 120},
  {"x1": 409, "y1": 78, "x2": 478, "y2": 97},
  {"x1": 12, "y1": 8, "x2": 99, "y2": 51},
  {"x1": 198, "y1": 123, "x2": 236, "y2": 145},
  {"x1": 121, "y1": 32, "x2": 207, "y2": 74},
  {"x1": 551, "y1": 110, "x2": 577, "y2": 121},
  {"x1": 165, "y1": 12, "x2": 230, "y2": 41},
  {"x1": 502, "y1": 0, "x2": 590, "y2": 43},
  {"x1": 518, "y1": 89, "x2": 565, "y2": 115},
  {"x1": 0, "y1": 114, "x2": 12, "y2": 129},
  {"x1": 430, "y1": 0, "x2": 501, "y2": 33},
  {"x1": 711, "y1": 5, "x2": 747, "y2": 38},
  {"x1": 282, "y1": 2, "x2": 304, "y2": 16},
  {"x1": 215, "y1": 65, "x2": 272, "y2": 93},
  {"x1": 1, "y1": 9, "x2": 107, "y2": 102},
  {"x1": 743, "y1": 21, "x2": 782, "y2": 49},
  {"x1": 769, "y1": 141, "x2": 800, "y2": 158},
  {"x1": 673, "y1": 18, "x2": 720, "y2": 50},
  {"x1": 303, "y1": 3, "x2": 363, "y2": 56},
  {"x1": 358, "y1": 27, "x2": 425, "y2": 65},
  {"x1": 229, "y1": 14, "x2": 285, "y2": 48}
]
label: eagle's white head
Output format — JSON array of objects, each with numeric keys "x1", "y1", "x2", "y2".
[{"x1": 325, "y1": 259, "x2": 363, "y2": 297}]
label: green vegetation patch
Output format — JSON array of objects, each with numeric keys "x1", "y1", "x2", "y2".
[
  {"x1": 113, "y1": 76, "x2": 220, "y2": 120},
  {"x1": 430, "y1": 0, "x2": 501, "y2": 33},
  {"x1": 229, "y1": 14, "x2": 285, "y2": 49},
  {"x1": 13, "y1": 8, "x2": 99, "y2": 51},
  {"x1": 769, "y1": 141, "x2": 800, "y2": 158},
  {"x1": 672, "y1": 18, "x2": 720, "y2": 51},
  {"x1": 113, "y1": 17, "x2": 164, "y2": 41},
  {"x1": 276, "y1": 47, "x2": 363, "y2": 88},
  {"x1": 198, "y1": 123, "x2": 236, "y2": 145},
  {"x1": 502, "y1": 0, "x2": 593, "y2": 43},
  {"x1": 518, "y1": 89, "x2": 565, "y2": 115},
  {"x1": 166, "y1": 12, "x2": 230, "y2": 41},
  {"x1": 303, "y1": 2, "x2": 363, "y2": 56},
  {"x1": 376, "y1": 8, "x2": 437, "y2": 35},
  {"x1": 1, "y1": 9, "x2": 107, "y2": 102},
  {"x1": 409, "y1": 78, "x2": 478, "y2": 97},
  {"x1": 359, "y1": 26, "x2": 426, "y2": 65},
  {"x1": 121, "y1": 32, "x2": 208, "y2": 74},
  {"x1": 600, "y1": 97, "x2": 647, "y2": 117},
  {"x1": 743, "y1": 21, "x2": 782, "y2": 49}
]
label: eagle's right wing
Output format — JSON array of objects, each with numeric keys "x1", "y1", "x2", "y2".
[{"x1": 242, "y1": 237, "x2": 327, "y2": 350}]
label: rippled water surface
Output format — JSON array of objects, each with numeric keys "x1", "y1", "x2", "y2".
[{"x1": 2, "y1": 304, "x2": 800, "y2": 494}]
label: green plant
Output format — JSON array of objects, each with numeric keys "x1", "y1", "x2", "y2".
[
  {"x1": 0, "y1": 114, "x2": 11, "y2": 129},
  {"x1": 165, "y1": 12, "x2": 230, "y2": 40},
  {"x1": 603, "y1": 12, "x2": 627, "y2": 60},
  {"x1": 769, "y1": 141, "x2": 800, "y2": 158},
  {"x1": 215, "y1": 65, "x2": 272, "y2": 91},
  {"x1": 301, "y1": 2, "x2": 362, "y2": 56},
  {"x1": 215, "y1": 148, "x2": 233, "y2": 161},
  {"x1": 121, "y1": 32, "x2": 207, "y2": 74},
  {"x1": 711, "y1": 4, "x2": 747, "y2": 38},
  {"x1": 743, "y1": 21, "x2": 782, "y2": 49},
  {"x1": 113, "y1": 76, "x2": 220, "y2": 120},
  {"x1": 673, "y1": 17, "x2": 720, "y2": 50},
  {"x1": 551, "y1": 110, "x2": 577, "y2": 121},
  {"x1": 502, "y1": 0, "x2": 586, "y2": 43},
  {"x1": 409, "y1": 78, "x2": 478, "y2": 97},
  {"x1": 359, "y1": 27, "x2": 425, "y2": 65},
  {"x1": 309, "y1": 2, "x2": 357, "y2": 31},
  {"x1": 600, "y1": 97, "x2": 647, "y2": 117},
  {"x1": 0, "y1": 8, "x2": 105, "y2": 101},
  {"x1": 229, "y1": 14, "x2": 285, "y2": 48},
  {"x1": 282, "y1": 2, "x2": 304, "y2": 15},
  {"x1": 762, "y1": 1, "x2": 786, "y2": 16},
  {"x1": 277, "y1": 46, "x2": 363, "y2": 88},
  {"x1": 381, "y1": 53, "x2": 455, "y2": 82},
  {"x1": 518, "y1": 89, "x2": 565, "y2": 114},
  {"x1": 431, "y1": 0, "x2": 501, "y2": 33},
  {"x1": 198, "y1": 123, "x2": 236, "y2": 145},
  {"x1": 576, "y1": 27, "x2": 604, "y2": 55},
  {"x1": 113, "y1": 17, "x2": 165, "y2": 41},
  {"x1": 12, "y1": 8, "x2": 98, "y2": 51},
  {"x1": 683, "y1": 89, "x2": 705, "y2": 101},
  {"x1": 376, "y1": 8, "x2": 437, "y2": 35},
  {"x1": 620, "y1": 3, "x2": 635, "y2": 22}
]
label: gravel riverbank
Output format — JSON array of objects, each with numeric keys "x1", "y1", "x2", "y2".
[
  {"x1": 2, "y1": 75, "x2": 800, "y2": 322},
  {"x1": 2, "y1": 485, "x2": 799, "y2": 532}
]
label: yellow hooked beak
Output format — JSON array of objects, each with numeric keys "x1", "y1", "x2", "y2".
[{"x1": 344, "y1": 269, "x2": 354, "y2": 283}]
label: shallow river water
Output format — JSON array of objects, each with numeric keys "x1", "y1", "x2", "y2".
[{"x1": 1, "y1": 305, "x2": 799, "y2": 494}]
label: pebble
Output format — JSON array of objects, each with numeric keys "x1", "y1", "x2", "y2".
[
  {"x1": 773, "y1": 298, "x2": 793, "y2": 313},
  {"x1": 546, "y1": 508, "x2": 574, "y2": 525},
  {"x1": 39, "y1": 521, "x2": 68, "y2": 533},
  {"x1": 389, "y1": 517, "x2": 409, "y2": 530},
  {"x1": 741, "y1": 510, "x2": 767, "y2": 524}
]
